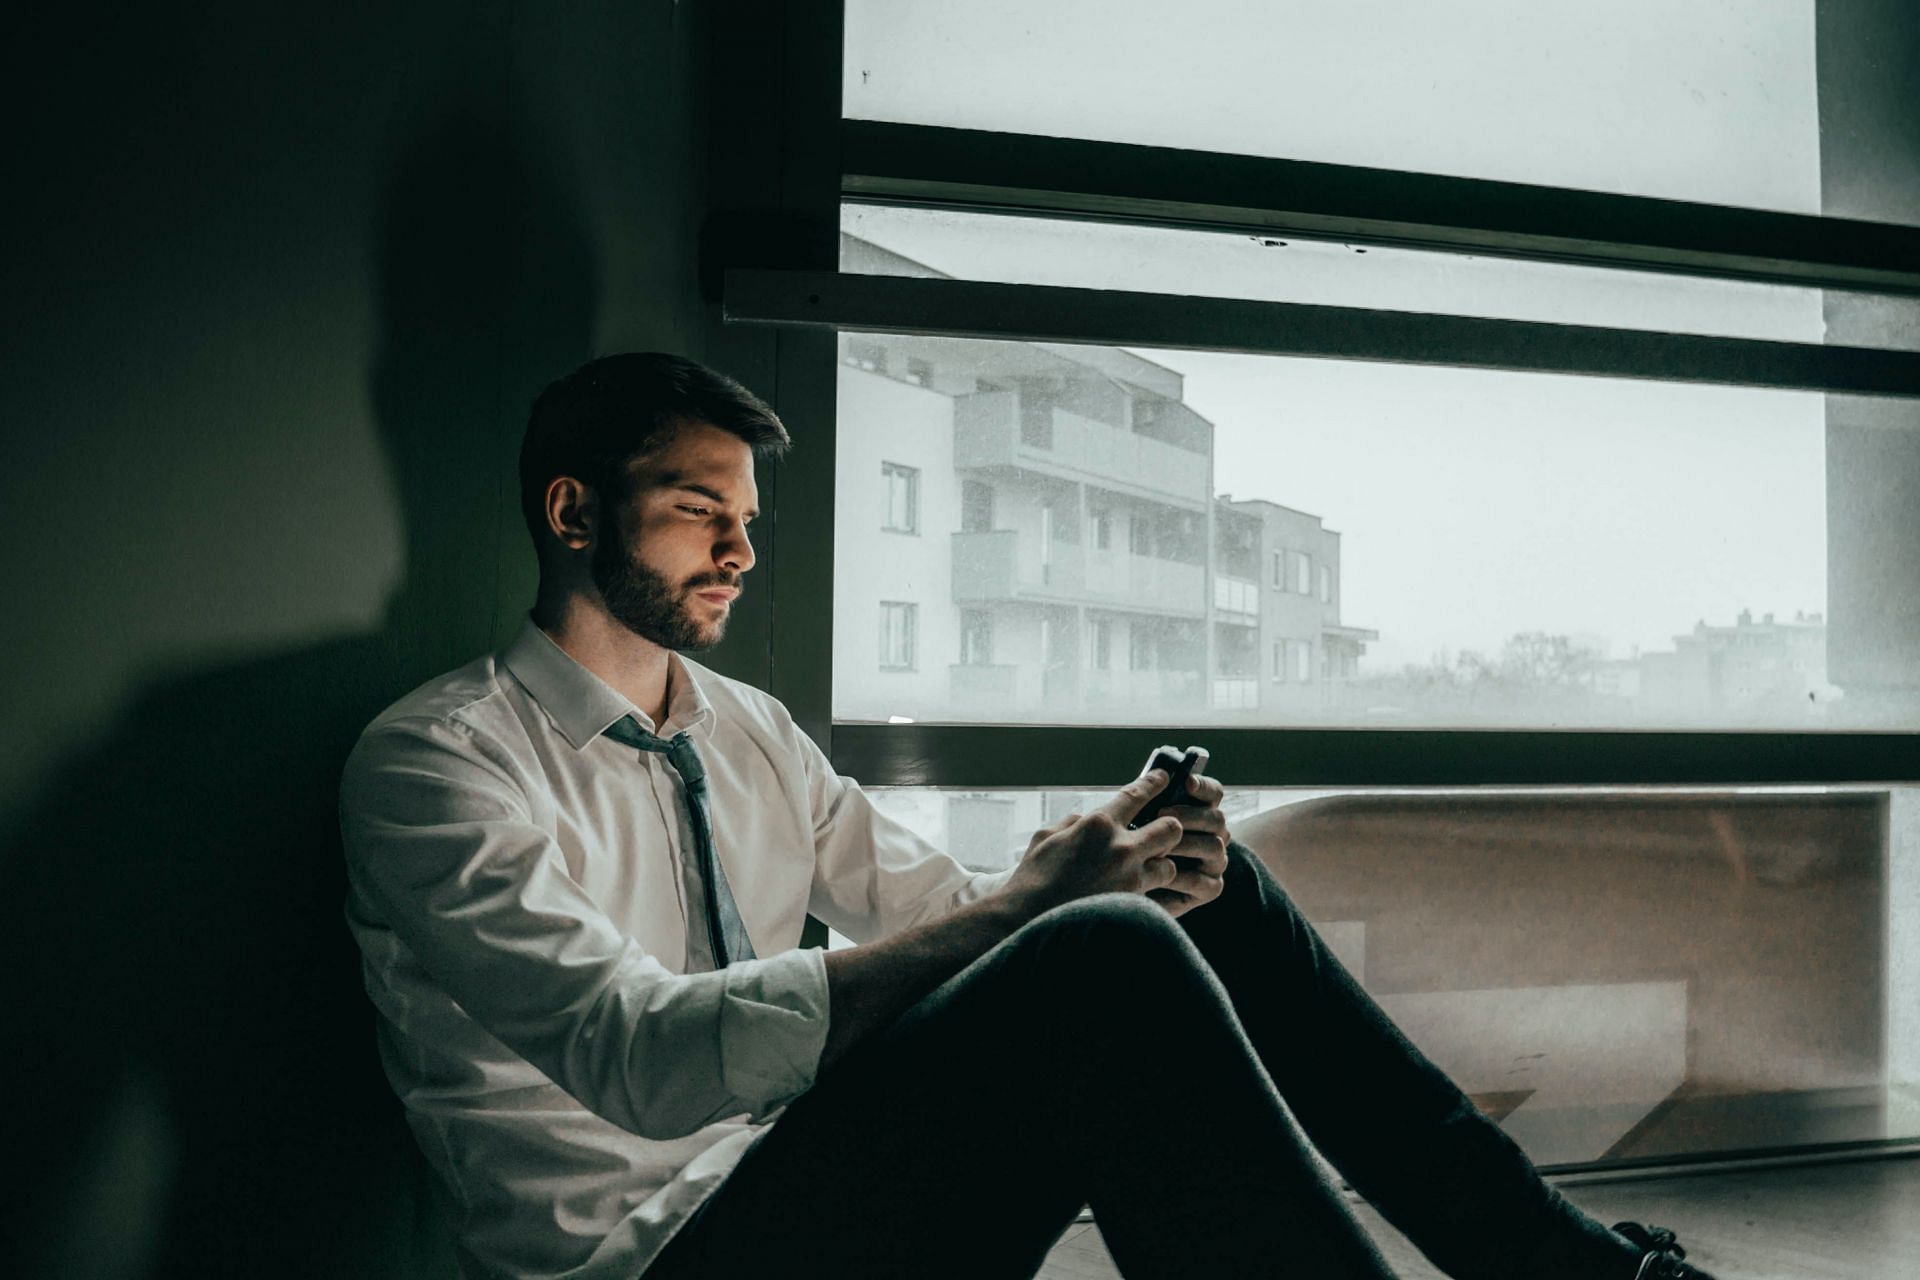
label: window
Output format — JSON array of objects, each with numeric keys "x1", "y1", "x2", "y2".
[
  {"x1": 870, "y1": 781, "x2": 1897, "y2": 1166},
  {"x1": 731, "y1": 2, "x2": 1920, "y2": 1171},
  {"x1": 842, "y1": 2, "x2": 1915, "y2": 223},
  {"x1": 878, "y1": 602, "x2": 917, "y2": 670},
  {"x1": 1128, "y1": 513, "x2": 1159, "y2": 558},
  {"x1": 881, "y1": 462, "x2": 919, "y2": 533},
  {"x1": 1092, "y1": 618, "x2": 1111, "y2": 670},
  {"x1": 844, "y1": 336, "x2": 885, "y2": 372},
  {"x1": 1092, "y1": 506, "x2": 1111, "y2": 550},
  {"x1": 1052, "y1": 500, "x2": 1077, "y2": 543},
  {"x1": 1129, "y1": 626, "x2": 1153, "y2": 671},
  {"x1": 960, "y1": 479, "x2": 994, "y2": 532},
  {"x1": 1290, "y1": 640, "x2": 1313, "y2": 683},
  {"x1": 959, "y1": 609, "x2": 992, "y2": 666},
  {"x1": 905, "y1": 356, "x2": 934, "y2": 387}
]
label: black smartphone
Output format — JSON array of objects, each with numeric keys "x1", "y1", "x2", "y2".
[{"x1": 1126, "y1": 743, "x2": 1210, "y2": 831}]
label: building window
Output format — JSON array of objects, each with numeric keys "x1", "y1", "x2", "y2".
[
  {"x1": 882, "y1": 462, "x2": 919, "y2": 534},
  {"x1": 959, "y1": 609, "x2": 992, "y2": 666},
  {"x1": 1274, "y1": 639, "x2": 1313, "y2": 682},
  {"x1": 1271, "y1": 550, "x2": 1284, "y2": 588},
  {"x1": 879, "y1": 602, "x2": 917, "y2": 671},
  {"x1": 1291, "y1": 640, "x2": 1313, "y2": 683},
  {"x1": 844, "y1": 337, "x2": 885, "y2": 373},
  {"x1": 961, "y1": 479, "x2": 995, "y2": 533},
  {"x1": 1092, "y1": 506, "x2": 1111, "y2": 550},
  {"x1": 1319, "y1": 564, "x2": 1334, "y2": 603},
  {"x1": 1291, "y1": 550, "x2": 1312, "y2": 594},
  {"x1": 1129, "y1": 513, "x2": 1156, "y2": 557},
  {"x1": 1093, "y1": 618, "x2": 1112, "y2": 670},
  {"x1": 1043, "y1": 496, "x2": 1078, "y2": 544},
  {"x1": 904, "y1": 356, "x2": 934, "y2": 387},
  {"x1": 1130, "y1": 626, "x2": 1154, "y2": 671}
]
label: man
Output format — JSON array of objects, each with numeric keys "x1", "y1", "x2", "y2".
[{"x1": 340, "y1": 353, "x2": 1715, "y2": 1279}]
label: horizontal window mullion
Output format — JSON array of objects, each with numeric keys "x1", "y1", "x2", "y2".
[
  {"x1": 725, "y1": 269, "x2": 1920, "y2": 398},
  {"x1": 842, "y1": 121, "x2": 1920, "y2": 296},
  {"x1": 829, "y1": 724, "x2": 1920, "y2": 789}
]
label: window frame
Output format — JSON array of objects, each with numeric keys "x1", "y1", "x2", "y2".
[
  {"x1": 877, "y1": 600, "x2": 918, "y2": 671},
  {"x1": 709, "y1": 0, "x2": 1920, "y2": 1177},
  {"x1": 880, "y1": 460, "x2": 919, "y2": 534},
  {"x1": 716, "y1": 0, "x2": 1920, "y2": 791}
]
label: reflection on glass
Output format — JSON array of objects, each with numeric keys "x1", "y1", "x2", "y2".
[{"x1": 863, "y1": 783, "x2": 1916, "y2": 1167}]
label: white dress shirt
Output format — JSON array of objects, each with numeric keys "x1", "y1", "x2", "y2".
[{"x1": 340, "y1": 619, "x2": 1013, "y2": 1279}]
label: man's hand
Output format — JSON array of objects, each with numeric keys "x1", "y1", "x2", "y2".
[
  {"x1": 1147, "y1": 771, "x2": 1231, "y2": 917},
  {"x1": 1003, "y1": 770, "x2": 1232, "y2": 920}
]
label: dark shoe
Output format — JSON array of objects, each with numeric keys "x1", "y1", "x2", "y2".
[{"x1": 1612, "y1": 1221, "x2": 1719, "y2": 1279}]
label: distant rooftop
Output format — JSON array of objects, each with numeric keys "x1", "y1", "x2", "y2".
[{"x1": 839, "y1": 232, "x2": 1187, "y2": 400}]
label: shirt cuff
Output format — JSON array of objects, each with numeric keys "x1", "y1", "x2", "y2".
[
  {"x1": 718, "y1": 945, "x2": 831, "y2": 1113},
  {"x1": 957, "y1": 865, "x2": 1019, "y2": 903}
]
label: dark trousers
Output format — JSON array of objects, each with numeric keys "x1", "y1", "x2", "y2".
[{"x1": 644, "y1": 843, "x2": 1641, "y2": 1279}]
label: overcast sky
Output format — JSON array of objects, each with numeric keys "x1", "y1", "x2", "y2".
[{"x1": 842, "y1": 1, "x2": 1830, "y2": 668}]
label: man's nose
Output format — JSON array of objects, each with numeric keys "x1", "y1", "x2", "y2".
[{"x1": 716, "y1": 519, "x2": 755, "y2": 574}]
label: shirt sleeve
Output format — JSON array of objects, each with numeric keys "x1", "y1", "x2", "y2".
[
  {"x1": 784, "y1": 713, "x2": 1016, "y2": 944},
  {"x1": 340, "y1": 715, "x2": 829, "y2": 1141}
]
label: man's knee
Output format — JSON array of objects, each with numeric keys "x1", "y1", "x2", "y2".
[{"x1": 1015, "y1": 893, "x2": 1208, "y2": 1000}]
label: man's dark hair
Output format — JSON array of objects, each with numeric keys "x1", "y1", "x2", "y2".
[{"x1": 519, "y1": 352, "x2": 790, "y2": 553}]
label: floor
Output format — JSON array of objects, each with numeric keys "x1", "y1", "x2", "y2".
[{"x1": 1036, "y1": 1155, "x2": 1920, "y2": 1279}]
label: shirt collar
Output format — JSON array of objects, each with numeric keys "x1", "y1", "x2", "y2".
[{"x1": 501, "y1": 617, "x2": 717, "y2": 751}]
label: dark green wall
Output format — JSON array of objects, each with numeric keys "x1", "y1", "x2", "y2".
[{"x1": 0, "y1": 3, "x2": 769, "y2": 1274}]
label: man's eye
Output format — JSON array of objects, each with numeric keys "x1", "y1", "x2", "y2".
[{"x1": 677, "y1": 505, "x2": 711, "y2": 517}]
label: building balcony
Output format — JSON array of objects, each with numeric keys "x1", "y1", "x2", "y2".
[
  {"x1": 954, "y1": 389, "x2": 1210, "y2": 508},
  {"x1": 1213, "y1": 575, "x2": 1260, "y2": 621},
  {"x1": 1085, "y1": 549, "x2": 1205, "y2": 614},
  {"x1": 1211, "y1": 678, "x2": 1259, "y2": 710},
  {"x1": 1083, "y1": 666, "x2": 1205, "y2": 710},
  {"x1": 949, "y1": 662, "x2": 1019, "y2": 706},
  {"x1": 951, "y1": 529, "x2": 1084, "y2": 602},
  {"x1": 952, "y1": 531, "x2": 1206, "y2": 616}
]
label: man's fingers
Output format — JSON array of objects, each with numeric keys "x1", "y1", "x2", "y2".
[
  {"x1": 1185, "y1": 774, "x2": 1225, "y2": 809},
  {"x1": 1024, "y1": 810, "x2": 1081, "y2": 855},
  {"x1": 1164, "y1": 865, "x2": 1224, "y2": 902},
  {"x1": 1127, "y1": 813, "x2": 1185, "y2": 861},
  {"x1": 1163, "y1": 803, "x2": 1228, "y2": 838},
  {"x1": 1142, "y1": 855, "x2": 1181, "y2": 890},
  {"x1": 1096, "y1": 769, "x2": 1169, "y2": 828}
]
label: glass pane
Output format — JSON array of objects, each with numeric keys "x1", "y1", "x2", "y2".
[
  {"x1": 843, "y1": 206, "x2": 1920, "y2": 352},
  {"x1": 833, "y1": 325, "x2": 1920, "y2": 730},
  {"x1": 854, "y1": 783, "x2": 1917, "y2": 1167},
  {"x1": 845, "y1": 0, "x2": 1920, "y2": 227}
]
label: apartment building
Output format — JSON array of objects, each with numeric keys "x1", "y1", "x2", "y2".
[
  {"x1": 1635, "y1": 609, "x2": 1830, "y2": 721},
  {"x1": 833, "y1": 234, "x2": 1377, "y2": 731}
]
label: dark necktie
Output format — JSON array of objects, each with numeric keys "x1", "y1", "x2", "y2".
[{"x1": 604, "y1": 716, "x2": 756, "y2": 968}]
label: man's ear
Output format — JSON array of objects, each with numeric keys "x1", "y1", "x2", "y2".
[{"x1": 544, "y1": 476, "x2": 598, "y2": 552}]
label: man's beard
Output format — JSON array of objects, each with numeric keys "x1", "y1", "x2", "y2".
[{"x1": 591, "y1": 511, "x2": 732, "y2": 652}]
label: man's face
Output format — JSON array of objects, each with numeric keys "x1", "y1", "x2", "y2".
[{"x1": 590, "y1": 419, "x2": 759, "y2": 652}]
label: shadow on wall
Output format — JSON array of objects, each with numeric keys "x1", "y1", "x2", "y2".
[{"x1": 0, "y1": 111, "x2": 594, "y2": 1278}]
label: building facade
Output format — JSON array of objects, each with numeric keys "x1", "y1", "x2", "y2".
[{"x1": 832, "y1": 234, "x2": 1377, "y2": 735}]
